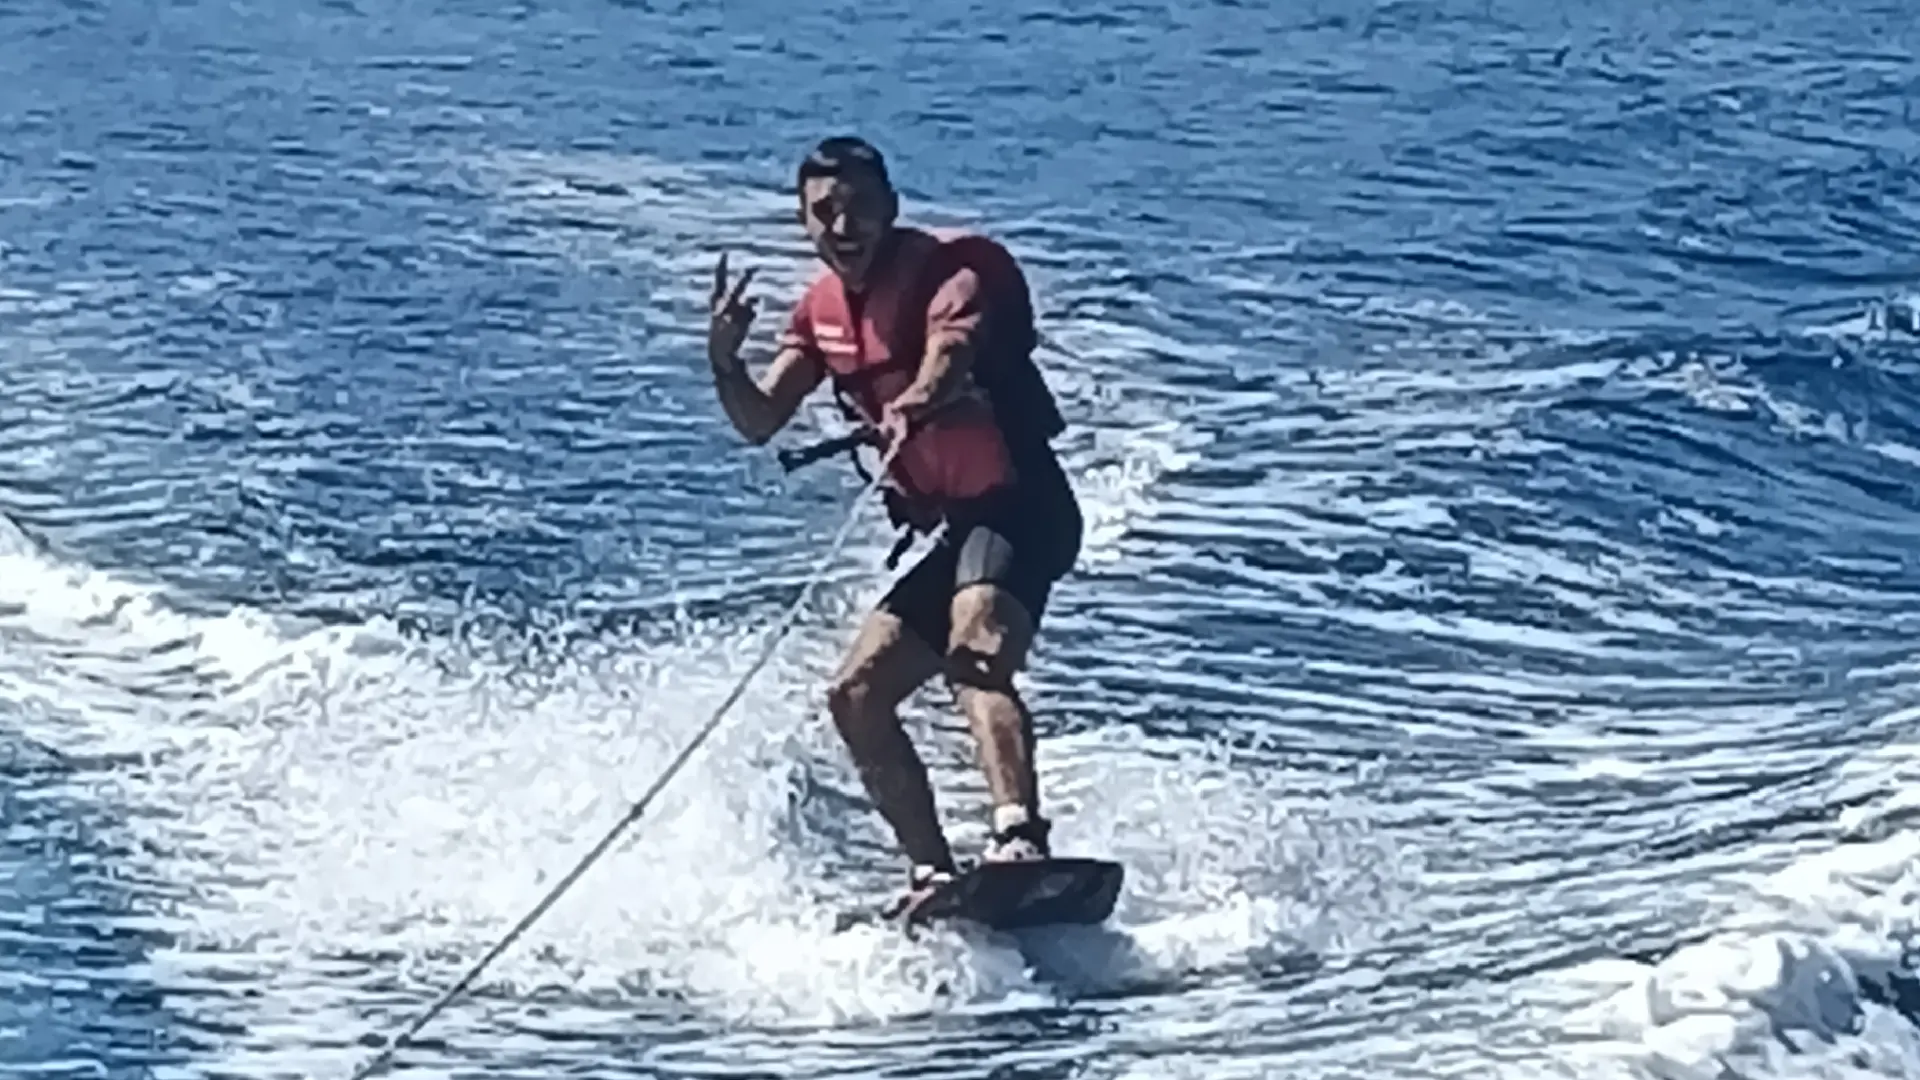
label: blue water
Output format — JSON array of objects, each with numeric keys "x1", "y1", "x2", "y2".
[{"x1": 4, "y1": 0, "x2": 1920, "y2": 1077}]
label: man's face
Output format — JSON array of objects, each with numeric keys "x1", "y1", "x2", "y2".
[{"x1": 799, "y1": 168, "x2": 895, "y2": 290}]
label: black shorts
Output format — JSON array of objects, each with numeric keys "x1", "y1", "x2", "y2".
[{"x1": 879, "y1": 450, "x2": 1083, "y2": 652}]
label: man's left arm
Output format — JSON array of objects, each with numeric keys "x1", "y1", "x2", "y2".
[{"x1": 894, "y1": 265, "x2": 985, "y2": 419}]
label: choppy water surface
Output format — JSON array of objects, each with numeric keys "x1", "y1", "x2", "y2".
[{"x1": 4, "y1": 1, "x2": 1920, "y2": 1078}]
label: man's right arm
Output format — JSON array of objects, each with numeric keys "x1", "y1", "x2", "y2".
[{"x1": 711, "y1": 345, "x2": 823, "y2": 445}]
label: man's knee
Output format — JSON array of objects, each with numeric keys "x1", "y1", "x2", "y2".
[
  {"x1": 827, "y1": 614, "x2": 939, "y2": 738},
  {"x1": 829, "y1": 647, "x2": 919, "y2": 701},
  {"x1": 824, "y1": 672, "x2": 869, "y2": 723},
  {"x1": 946, "y1": 584, "x2": 1034, "y2": 691},
  {"x1": 828, "y1": 667, "x2": 914, "y2": 752}
]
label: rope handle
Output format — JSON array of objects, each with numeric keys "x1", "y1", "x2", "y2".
[
  {"x1": 777, "y1": 391, "x2": 976, "y2": 474},
  {"x1": 776, "y1": 426, "x2": 882, "y2": 472}
]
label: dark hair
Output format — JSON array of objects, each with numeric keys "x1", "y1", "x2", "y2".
[{"x1": 796, "y1": 136, "x2": 891, "y2": 191}]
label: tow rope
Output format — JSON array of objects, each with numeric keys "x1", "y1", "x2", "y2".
[{"x1": 346, "y1": 430, "x2": 900, "y2": 1080}]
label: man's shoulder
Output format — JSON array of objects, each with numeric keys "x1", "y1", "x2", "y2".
[
  {"x1": 910, "y1": 225, "x2": 1014, "y2": 257},
  {"x1": 918, "y1": 224, "x2": 973, "y2": 245},
  {"x1": 899, "y1": 226, "x2": 1024, "y2": 286}
]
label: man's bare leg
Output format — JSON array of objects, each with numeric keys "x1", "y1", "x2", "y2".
[
  {"x1": 944, "y1": 582, "x2": 1046, "y2": 853},
  {"x1": 825, "y1": 609, "x2": 950, "y2": 870}
]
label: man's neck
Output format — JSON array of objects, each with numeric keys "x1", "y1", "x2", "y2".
[{"x1": 841, "y1": 227, "x2": 906, "y2": 296}]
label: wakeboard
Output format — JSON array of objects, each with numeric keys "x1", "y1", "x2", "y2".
[{"x1": 871, "y1": 857, "x2": 1126, "y2": 933}]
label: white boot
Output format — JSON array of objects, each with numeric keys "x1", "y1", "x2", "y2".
[{"x1": 981, "y1": 804, "x2": 1051, "y2": 863}]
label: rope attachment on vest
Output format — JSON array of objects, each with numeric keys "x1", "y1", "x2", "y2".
[
  {"x1": 342, "y1": 440, "x2": 903, "y2": 1080},
  {"x1": 782, "y1": 390, "x2": 971, "y2": 568},
  {"x1": 776, "y1": 425, "x2": 884, "y2": 472},
  {"x1": 776, "y1": 422, "x2": 934, "y2": 570}
]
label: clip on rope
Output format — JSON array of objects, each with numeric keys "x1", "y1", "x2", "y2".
[{"x1": 346, "y1": 434, "x2": 902, "y2": 1080}]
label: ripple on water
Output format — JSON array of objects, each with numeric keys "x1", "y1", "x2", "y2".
[{"x1": 5, "y1": 0, "x2": 1920, "y2": 1077}]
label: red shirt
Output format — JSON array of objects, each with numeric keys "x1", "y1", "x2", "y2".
[{"x1": 779, "y1": 227, "x2": 1016, "y2": 505}]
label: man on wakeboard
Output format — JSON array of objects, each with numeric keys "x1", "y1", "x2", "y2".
[{"x1": 704, "y1": 135, "x2": 1083, "y2": 912}]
